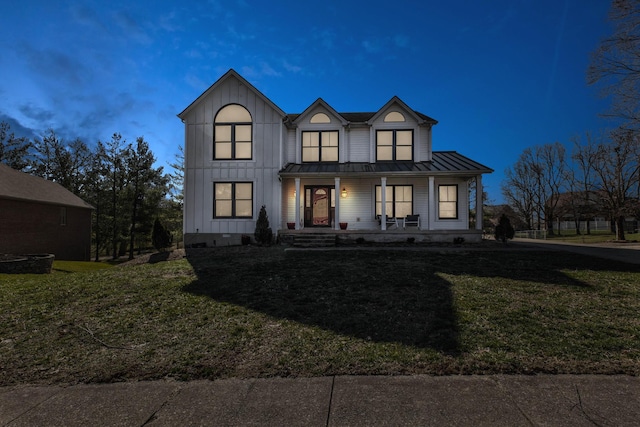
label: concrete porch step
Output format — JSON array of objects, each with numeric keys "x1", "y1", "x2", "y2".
[{"x1": 292, "y1": 233, "x2": 337, "y2": 248}]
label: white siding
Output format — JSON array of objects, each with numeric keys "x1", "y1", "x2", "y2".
[
  {"x1": 348, "y1": 128, "x2": 370, "y2": 163},
  {"x1": 183, "y1": 74, "x2": 284, "y2": 235}
]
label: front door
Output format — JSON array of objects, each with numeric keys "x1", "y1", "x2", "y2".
[{"x1": 304, "y1": 186, "x2": 335, "y2": 227}]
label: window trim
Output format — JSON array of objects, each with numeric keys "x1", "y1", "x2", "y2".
[
  {"x1": 213, "y1": 104, "x2": 253, "y2": 160},
  {"x1": 374, "y1": 185, "x2": 414, "y2": 218},
  {"x1": 375, "y1": 129, "x2": 414, "y2": 161},
  {"x1": 438, "y1": 184, "x2": 458, "y2": 220},
  {"x1": 213, "y1": 182, "x2": 254, "y2": 219},
  {"x1": 301, "y1": 130, "x2": 339, "y2": 163}
]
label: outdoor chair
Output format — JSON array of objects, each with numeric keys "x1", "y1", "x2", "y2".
[
  {"x1": 376, "y1": 215, "x2": 399, "y2": 229},
  {"x1": 404, "y1": 214, "x2": 420, "y2": 229}
]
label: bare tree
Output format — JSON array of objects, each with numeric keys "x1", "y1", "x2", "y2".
[
  {"x1": 587, "y1": 0, "x2": 640, "y2": 128},
  {"x1": 592, "y1": 129, "x2": 640, "y2": 240}
]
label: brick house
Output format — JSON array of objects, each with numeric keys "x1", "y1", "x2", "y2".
[{"x1": 0, "y1": 164, "x2": 93, "y2": 260}]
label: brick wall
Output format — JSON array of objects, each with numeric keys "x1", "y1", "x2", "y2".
[{"x1": 0, "y1": 198, "x2": 92, "y2": 260}]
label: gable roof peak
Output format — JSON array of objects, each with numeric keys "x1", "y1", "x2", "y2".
[
  {"x1": 177, "y1": 68, "x2": 285, "y2": 119},
  {"x1": 292, "y1": 98, "x2": 348, "y2": 125},
  {"x1": 367, "y1": 96, "x2": 438, "y2": 125}
]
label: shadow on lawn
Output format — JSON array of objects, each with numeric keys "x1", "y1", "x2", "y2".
[
  {"x1": 182, "y1": 245, "x2": 634, "y2": 353},
  {"x1": 183, "y1": 247, "x2": 460, "y2": 353}
]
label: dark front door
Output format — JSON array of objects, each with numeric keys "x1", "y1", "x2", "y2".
[{"x1": 304, "y1": 186, "x2": 335, "y2": 227}]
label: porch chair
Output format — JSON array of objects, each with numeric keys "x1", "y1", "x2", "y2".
[
  {"x1": 376, "y1": 215, "x2": 399, "y2": 230},
  {"x1": 403, "y1": 214, "x2": 420, "y2": 229}
]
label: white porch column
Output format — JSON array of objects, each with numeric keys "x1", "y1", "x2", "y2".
[
  {"x1": 475, "y1": 175, "x2": 483, "y2": 231},
  {"x1": 381, "y1": 176, "x2": 387, "y2": 230},
  {"x1": 334, "y1": 177, "x2": 341, "y2": 230},
  {"x1": 294, "y1": 178, "x2": 301, "y2": 230},
  {"x1": 428, "y1": 176, "x2": 435, "y2": 230}
]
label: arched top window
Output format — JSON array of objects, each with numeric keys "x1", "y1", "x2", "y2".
[
  {"x1": 215, "y1": 104, "x2": 252, "y2": 123},
  {"x1": 384, "y1": 111, "x2": 405, "y2": 122},
  {"x1": 214, "y1": 104, "x2": 252, "y2": 160},
  {"x1": 310, "y1": 112, "x2": 331, "y2": 123}
]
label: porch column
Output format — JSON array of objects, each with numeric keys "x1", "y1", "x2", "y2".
[
  {"x1": 428, "y1": 176, "x2": 435, "y2": 230},
  {"x1": 295, "y1": 178, "x2": 301, "y2": 230},
  {"x1": 334, "y1": 177, "x2": 341, "y2": 230},
  {"x1": 381, "y1": 176, "x2": 387, "y2": 230},
  {"x1": 475, "y1": 175, "x2": 483, "y2": 231}
]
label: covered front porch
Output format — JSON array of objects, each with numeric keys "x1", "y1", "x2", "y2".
[{"x1": 278, "y1": 227, "x2": 484, "y2": 246}]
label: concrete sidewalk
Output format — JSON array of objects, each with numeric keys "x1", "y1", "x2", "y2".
[{"x1": 2, "y1": 375, "x2": 640, "y2": 426}]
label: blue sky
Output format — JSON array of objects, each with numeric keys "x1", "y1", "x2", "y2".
[{"x1": 0, "y1": 1, "x2": 614, "y2": 203}]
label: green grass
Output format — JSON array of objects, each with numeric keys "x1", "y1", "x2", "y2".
[
  {"x1": 1, "y1": 246, "x2": 639, "y2": 386},
  {"x1": 51, "y1": 260, "x2": 114, "y2": 273}
]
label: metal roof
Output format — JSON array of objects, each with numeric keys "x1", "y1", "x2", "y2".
[{"x1": 278, "y1": 151, "x2": 493, "y2": 177}]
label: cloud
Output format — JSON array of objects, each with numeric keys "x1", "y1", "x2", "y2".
[
  {"x1": 18, "y1": 103, "x2": 55, "y2": 124},
  {"x1": 283, "y1": 61, "x2": 302, "y2": 73},
  {"x1": 113, "y1": 10, "x2": 153, "y2": 45},
  {"x1": 394, "y1": 34, "x2": 410, "y2": 48},
  {"x1": 19, "y1": 43, "x2": 88, "y2": 87},
  {"x1": 241, "y1": 62, "x2": 281, "y2": 79}
]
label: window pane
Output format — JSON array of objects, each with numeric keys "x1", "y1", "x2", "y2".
[
  {"x1": 215, "y1": 200, "x2": 232, "y2": 217},
  {"x1": 396, "y1": 146, "x2": 412, "y2": 160},
  {"x1": 377, "y1": 146, "x2": 392, "y2": 160},
  {"x1": 235, "y1": 200, "x2": 252, "y2": 217},
  {"x1": 396, "y1": 202, "x2": 412, "y2": 218},
  {"x1": 439, "y1": 185, "x2": 456, "y2": 201},
  {"x1": 216, "y1": 142, "x2": 232, "y2": 159},
  {"x1": 215, "y1": 125, "x2": 231, "y2": 142},
  {"x1": 310, "y1": 112, "x2": 331, "y2": 123},
  {"x1": 324, "y1": 131, "x2": 338, "y2": 146},
  {"x1": 235, "y1": 183, "x2": 252, "y2": 199},
  {"x1": 235, "y1": 125, "x2": 252, "y2": 142},
  {"x1": 322, "y1": 146, "x2": 338, "y2": 161},
  {"x1": 215, "y1": 183, "x2": 232, "y2": 199},
  {"x1": 396, "y1": 130, "x2": 412, "y2": 145},
  {"x1": 235, "y1": 142, "x2": 251, "y2": 159},
  {"x1": 303, "y1": 147, "x2": 319, "y2": 162},
  {"x1": 377, "y1": 131, "x2": 393, "y2": 145},
  {"x1": 440, "y1": 202, "x2": 457, "y2": 218},
  {"x1": 384, "y1": 111, "x2": 406, "y2": 122},
  {"x1": 216, "y1": 104, "x2": 251, "y2": 122}
]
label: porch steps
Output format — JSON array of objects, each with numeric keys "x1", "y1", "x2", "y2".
[{"x1": 292, "y1": 233, "x2": 337, "y2": 248}]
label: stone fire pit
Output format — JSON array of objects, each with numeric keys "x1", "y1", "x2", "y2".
[{"x1": 0, "y1": 254, "x2": 55, "y2": 274}]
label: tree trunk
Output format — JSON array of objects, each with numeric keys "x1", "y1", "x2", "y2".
[{"x1": 615, "y1": 215, "x2": 626, "y2": 241}]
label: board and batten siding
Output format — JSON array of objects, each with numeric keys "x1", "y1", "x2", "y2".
[{"x1": 182, "y1": 75, "x2": 284, "y2": 237}]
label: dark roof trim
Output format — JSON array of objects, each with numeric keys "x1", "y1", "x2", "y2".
[{"x1": 278, "y1": 151, "x2": 493, "y2": 177}]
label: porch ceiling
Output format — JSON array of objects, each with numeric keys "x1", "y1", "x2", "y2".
[{"x1": 278, "y1": 151, "x2": 493, "y2": 178}]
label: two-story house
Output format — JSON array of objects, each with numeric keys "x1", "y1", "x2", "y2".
[{"x1": 178, "y1": 69, "x2": 492, "y2": 246}]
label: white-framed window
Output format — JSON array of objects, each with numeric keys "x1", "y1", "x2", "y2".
[
  {"x1": 376, "y1": 129, "x2": 413, "y2": 161},
  {"x1": 214, "y1": 104, "x2": 252, "y2": 160},
  {"x1": 438, "y1": 185, "x2": 458, "y2": 219},
  {"x1": 214, "y1": 182, "x2": 253, "y2": 218},
  {"x1": 302, "y1": 130, "x2": 339, "y2": 162},
  {"x1": 375, "y1": 185, "x2": 413, "y2": 218}
]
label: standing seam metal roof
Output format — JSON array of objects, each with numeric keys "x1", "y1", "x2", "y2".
[{"x1": 278, "y1": 151, "x2": 493, "y2": 176}]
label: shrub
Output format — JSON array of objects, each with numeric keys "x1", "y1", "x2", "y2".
[
  {"x1": 495, "y1": 214, "x2": 515, "y2": 244},
  {"x1": 254, "y1": 205, "x2": 273, "y2": 246},
  {"x1": 407, "y1": 237, "x2": 415, "y2": 244},
  {"x1": 152, "y1": 218, "x2": 173, "y2": 252}
]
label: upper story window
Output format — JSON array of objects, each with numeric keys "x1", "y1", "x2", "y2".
[
  {"x1": 214, "y1": 104, "x2": 252, "y2": 160},
  {"x1": 376, "y1": 129, "x2": 413, "y2": 161},
  {"x1": 310, "y1": 112, "x2": 331, "y2": 123},
  {"x1": 302, "y1": 131, "x2": 339, "y2": 162},
  {"x1": 438, "y1": 184, "x2": 458, "y2": 219},
  {"x1": 384, "y1": 111, "x2": 405, "y2": 122}
]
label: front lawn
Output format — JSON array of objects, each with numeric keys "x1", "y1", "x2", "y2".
[{"x1": 1, "y1": 246, "x2": 638, "y2": 385}]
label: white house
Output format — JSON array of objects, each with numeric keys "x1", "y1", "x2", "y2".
[{"x1": 178, "y1": 69, "x2": 492, "y2": 246}]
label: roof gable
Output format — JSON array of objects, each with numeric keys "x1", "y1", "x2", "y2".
[
  {"x1": 292, "y1": 98, "x2": 348, "y2": 126},
  {"x1": 0, "y1": 164, "x2": 94, "y2": 209},
  {"x1": 177, "y1": 69, "x2": 286, "y2": 119},
  {"x1": 367, "y1": 96, "x2": 438, "y2": 126}
]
